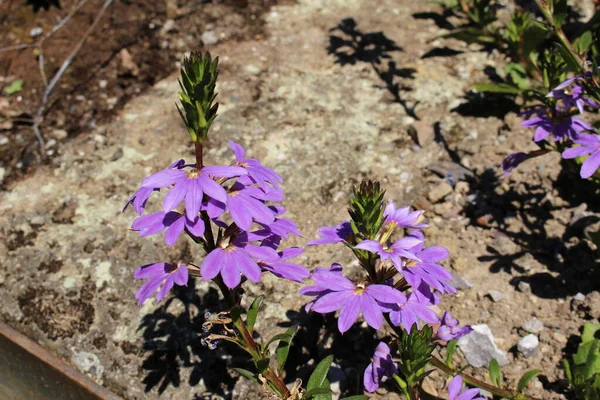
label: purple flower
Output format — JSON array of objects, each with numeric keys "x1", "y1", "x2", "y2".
[
  {"x1": 501, "y1": 152, "x2": 527, "y2": 176},
  {"x1": 384, "y1": 202, "x2": 428, "y2": 229},
  {"x1": 200, "y1": 237, "x2": 262, "y2": 288},
  {"x1": 230, "y1": 140, "x2": 283, "y2": 190},
  {"x1": 521, "y1": 109, "x2": 591, "y2": 142},
  {"x1": 308, "y1": 221, "x2": 353, "y2": 245},
  {"x1": 389, "y1": 289, "x2": 439, "y2": 331},
  {"x1": 123, "y1": 187, "x2": 155, "y2": 214},
  {"x1": 131, "y1": 211, "x2": 205, "y2": 245},
  {"x1": 447, "y1": 376, "x2": 485, "y2": 400},
  {"x1": 134, "y1": 262, "x2": 189, "y2": 305},
  {"x1": 562, "y1": 133, "x2": 600, "y2": 179},
  {"x1": 437, "y1": 312, "x2": 473, "y2": 342},
  {"x1": 208, "y1": 182, "x2": 276, "y2": 231},
  {"x1": 403, "y1": 234, "x2": 455, "y2": 294},
  {"x1": 301, "y1": 264, "x2": 406, "y2": 333},
  {"x1": 548, "y1": 74, "x2": 599, "y2": 113},
  {"x1": 142, "y1": 163, "x2": 247, "y2": 220},
  {"x1": 354, "y1": 236, "x2": 422, "y2": 272},
  {"x1": 363, "y1": 342, "x2": 398, "y2": 392},
  {"x1": 245, "y1": 245, "x2": 309, "y2": 282}
]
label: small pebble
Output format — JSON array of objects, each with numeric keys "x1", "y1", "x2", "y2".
[
  {"x1": 487, "y1": 290, "x2": 505, "y2": 302},
  {"x1": 517, "y1": 281, "x2": 531, "y2": 294},
  {"x1": 99, "y1": 80, "x2": 108, "y2": 89},
  {"x1": 30, "y1": 27, "x2": 43, "y2": 37},
  {"x1": 201, "y1": 30, "x2": 219, "y2": 45},
  {"x1": 574, "y1": 292, "x2": 586, "y2": 302},
  {"x1": 518, "y1": 334, "x2": 539, "y2": 358},
  {"x1": 522, "y1": 318, "x2": 544, "y2": 334}
]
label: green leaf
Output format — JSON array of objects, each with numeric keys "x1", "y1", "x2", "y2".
[
  {"x1": 256, "y1": 358, "x2": 271, "y2": 373},
  {"x1": 246, "y1": 295, "x2": 264, "y2": 332},
  {"x1": 555, "y1": 42, "x2": 583, "y2": 73},
  {"x1": 233, "y1": 368, "x2": 258, "y2": 382},
  {"x1": 276, "y1": 326, "x2": 297, "y2": 370},
  {"x1": 4, "y1": 79, "x2": 23, "y2": 95},
  {"x1": 489, "y1": 359, "x2": 502, "y2": 387},
  {"x1": 307, "y1": 355, "x2": 334, "y2": 392},
  {"x1": 473, "y1": 82, "x2": 522, "y2": 94},
  {"x1": 517, "y1": 369, "x2": 541, "y2": 392},
  {"x1": 574, "y1": 31, "x2": 593, "y2": 54},
  {"x1": 266, "y1": 332, "x2": 294, "y2": 348},
  {"x1": 446, "y1": 339, "x2": 458, "y2": 367},
  {"x1": 440, "y1": 27, "x2": 497, "y2": 45},
  {"x1": 304, "y1": 388, "x2": 332, "y2": 398},
  {"x1": 581, "y1": 323, "x2": 600, "y2": 344}
]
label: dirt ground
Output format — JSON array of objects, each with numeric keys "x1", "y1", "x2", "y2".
[{"x1": 1, "y1": 0, "x2": 599, "y2": 399}]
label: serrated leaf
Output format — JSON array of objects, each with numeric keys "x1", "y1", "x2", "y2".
[
  {"x1": 233, "y1": 368, "x2": 258, "y2": 382},
  {"x1": 4, "y1": 79, "x2": 23, "y2": 95},
  {"x1": 517, "y1": 369, "x2": 541, "y2": 392},
  {"x1": 246, "y1": 295, "x2": 264, "y2": 332},
  {"x1": 307, "y1": 355, "x2": 334, "y2": 392},
  {"x1": 581, "y1": 323, "x2": 600, "y2": 344},
  {"x1": 276, "y1": 326, "x2": 297, "y2": 371},
  {"x1": 473, "y1": 82, "x2": 522, "y2": 94},
  {"x1": 489, "y1": 359, "x2": 502, "y2": 386}
]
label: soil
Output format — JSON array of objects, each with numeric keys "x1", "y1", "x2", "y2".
[
  {"x1": 0, "y1": 0, "x2": 284, "y2": 187},
  {"x1": 1, "y1": 0, "x2": 599, "y2": 399}
]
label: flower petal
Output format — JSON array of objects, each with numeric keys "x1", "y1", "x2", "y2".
[
  {"x1": 142, "y1": 168, "x2": 186, "y2": 188},
  {"x1": 201, "y1": 248, "x2": 226, "y2": 280},
  {"x1": 312, "y1": 291, "x2": 353, "y2": 313},
  {"x1": 338, "y1": 295, "x2": 361, "y2": 333},
  {"x1": 581, "y1": 151, "x2": 600, "y2": 178},
  {"x1": 360, "y1": 294, "x2": 383, "y2": 330}
]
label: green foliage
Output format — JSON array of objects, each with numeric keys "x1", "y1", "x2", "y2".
[
  {"x1": 489, "y1": 359, "x2": 503, "y2": 387},
  {"x1": 4, "y1": 79, "x2": 23, "y2": 95},
  {"x1": 276, "y1": 326, "x2": 297, "y2": 370},
  {"x1": 347, "y1": 180, "x2": 386, "y2": 241},
  {"x1": 440, "y1": 27, "x2": 497, "y2": 45},
  {"x1": 460, "y1": 0, "x2": 497, "y2": 27},
  {"x1": 564, "y1": 323, "x2": 600, "y2": 400},
  {"x1": 517, "y1": 369, "x2": 541, "y2": 393},
  {"x1": 247, "y1": 295, "x2": 264, "y2": 332},
  {"x1": 395, "y1": 325, "x2": 437, "y2": 388},
  {"x1": 306, "y1": 355, "x2": 334, "y2": 400},
  {"x1": 177, "y1": 51, "x2": 219, "y2": 144}
]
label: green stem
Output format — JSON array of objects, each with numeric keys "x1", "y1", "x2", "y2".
[{"x1": 533, "y1": 0, "x2": 587, "y2": 72}]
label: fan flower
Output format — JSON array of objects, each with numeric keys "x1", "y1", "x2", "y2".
[
  {"x1": 134, "y1": 262, "x2": 189, "y2": 305},
  {"x1": 437, "y1": 311, "x2": 473, "y2": 342},
  {"x1": 384, "y1": 202, "x2": 428, "y2": 229},
  {"x1": 131, "y1": 211, "x2": 204, "y2": 245},
  {"x1": 447, "y1": 376, "x2": 485, "y2": 400},
  {"x1": 389, "y1": 290, "x2": 440, "y2": 331},
  {"x1": 364, "y1": 342, "x2": 398, "y2": 392},
  {"x1": 521, "y1": 108, "x2": 591, "y2": 142},
  {"x1": 354, "y1": 236, "x2": 423, "y2": 271},
  {"x1": 403, "y1": 231, "x2": 455, "y2": 294},
  {"x1": 200, "y1": 236, "x2": 262, "y2": 289},
  {"x1": 308, "y1": 221, "x2": 353, "y2": 245},
  {"x1": 548, "y1": 73, "x2": 599, "y2": 113},
  {"x1": 142, "y1": 162, "x2": 247, "y2": 220},
  {"x1": 244, "y1": 245, "x2": 309, "y2": 282},
  {"x1": 229, "y1": 140, "x2": 283, "y2": 190},
  {"x1": 562, "y1": 133, "x2": 600, "y2": 179},
  {"x1": 301, "y1": 264, "x2": 406, "y2": 333}
]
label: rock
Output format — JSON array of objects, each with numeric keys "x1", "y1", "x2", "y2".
[
  {"x1": 487, "y1": 290, "x2": 505, "y2": 302},
  {"x1": 0, "y1": 135, "x2": 7, "y2": 145},
  {"x1": 553, "y1": 331, "x2": 568, "y2": 345},
  {"x1": 118, "y1": 49, "x2": 139, "y2": 77},
  {"x1": 522, "y1": 318, "x2": 544, "y2": 334},
  {"x1": 0, "y1": 167, "x2": 5, "y2": 185},
  {"x1": 160, "y1": 19, "x2": 177, "y2": 35},
  {"x1": 245, "y1": 64, "x2": 262, "y2": 75},
  {"x1": 51, "y1": 129, "x2": 68, "y2": 139},
  {"x1": 408, "y1": 120, "x2": 434, "y2": 146},
  {"x1": 30, "y1": 215, "x2": 45, "y2": 226},
  {"x1": 574, "y1": 292, "x2": 586, "y2": 302},
  {"x1": 201, "y1": 30, "x2": 219, "y2": 45},
  {"x1": 30, "y1": 27, "x2": 43, "y2": 37},
  {"x1": 457, "y1": 324, "x2": 510, "y2": 368},
  {"x1": 98, "y1": 80, "x2": 108, "y2": 89},
  {"x1": 449, "y1": 273, "x2": 473, "y2": 290},
  {"x1": 517, "y1": 281, "x2": 531, "y2": 294},
  {"x1": 455, "y1": 181, "x2": 469, "y2": 194},
  {"x1": 518, "y1": 334, "x2": 539, "y2": 358},
  {"x1": 427, "y1": 161, "x2": 474, "y2": 183},
  {"x1": 428, "y1": 182, "x2": 453, "y2": 203},
  {"x1": 71, "y1": 351, "x2": 104, "y2": 379}
]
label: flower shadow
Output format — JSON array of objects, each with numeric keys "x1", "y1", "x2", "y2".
[
  {"x1": 327, "y1": 17, "x2": 419, "y2": 119},
  {"x1": 137, "y1": 280, "x2": 244, "y2": 397},
  {"x1": 464, "y1": 168, "x2": 600, "y2": 298}
]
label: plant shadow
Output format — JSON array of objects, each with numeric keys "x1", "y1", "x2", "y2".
[
  {"x1": 464, "y1": 168, "x2": 600, "y2": 299},
  {"x1": 327, "y1": 17, "x2": 419, "y2": 119},
  {"x1": 138, "y1": 280, "x2": 244, "y2": 397}
]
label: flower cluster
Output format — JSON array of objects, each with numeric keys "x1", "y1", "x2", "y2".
[
  {"x1": 124, "y1": 140, "x2": 308, "y2": 304},
  {"x1": 301, "y1": 182, "x2": 471, "y2": 392},
  {"x1": 504, "y1": 72, "x2": 600, "y2": 179}
]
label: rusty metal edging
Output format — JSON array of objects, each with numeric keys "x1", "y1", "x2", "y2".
[{"x1": 0, "y1": 321, "x2": 122, "y2": 400}]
